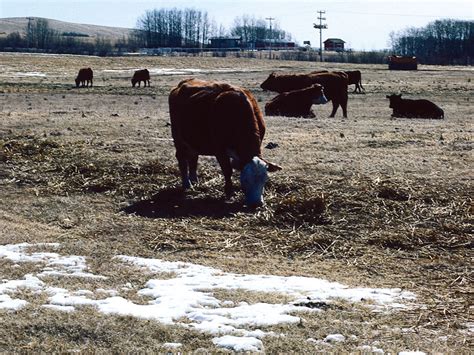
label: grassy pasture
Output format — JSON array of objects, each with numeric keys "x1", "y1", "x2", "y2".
[{"x1": 0, "y1": 52, "x2": 472, "y2": 352}]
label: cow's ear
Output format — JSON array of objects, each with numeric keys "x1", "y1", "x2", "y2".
[
  {"x1": 386, "y1": 95, "x2": 390, "y2": 99},
  {"x1": 265, "y1": 160, "x2": 282, "y2": 172}
]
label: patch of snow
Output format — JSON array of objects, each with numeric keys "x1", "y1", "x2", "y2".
[
  {"x1": 307, "y1": 338, "x2": 332, "y2": 346},
  {"x1": 0, "y1": 274, "x2": 44, "y2": 293},
  {"x1": 212, "y1": 335, "x2": 263, "y2": 352},
  {"x1": 398, "y1": 352, "x2": 426, "y2": 355},
  {"x1": 42, "y1": 304, "x2": 75, "y2": 312},
  {"x1": 101, "y1": 68, "x2": 256, "y2": 76},
  {"x1": 324, "y1": 333, "x2": 346, "y2": 343},
  {"x1": 14, "y1": 72, "x2": 47, "y2": 77},
  {"x1": 0, "y1": 243, "x2": 105, "y2": 279},
  {"x1": 0, "y1": 294, "x2": 28, "y2": 310},
  {"x1": 162, "y1": 342, "x2": 182, "y2": 348},
  {"x1": 358, "y1": 345, "x2": 385, "y2": 354},
  {"x1": 0, "y1": 244, "x2": 418, "y2": 352}
]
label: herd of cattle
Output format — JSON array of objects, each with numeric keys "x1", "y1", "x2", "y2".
[{"x1": 74, "y1": 67, "x2": 445, "y2": 206}]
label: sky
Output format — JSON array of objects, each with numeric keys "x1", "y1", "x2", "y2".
[{"x1": 1, "y1": 0, "x2": 473, "y2": 50}]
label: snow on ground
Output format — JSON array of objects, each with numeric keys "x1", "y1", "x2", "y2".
[
  {"x1": 0, "y1": 243, "x2": 417, "y2": 352},
  {"x1": 13, "y1": 72, "x2": 47, "y2": 77},
  {"x1": 102, "y1": 68, "x2": 257, "y2": 75}
]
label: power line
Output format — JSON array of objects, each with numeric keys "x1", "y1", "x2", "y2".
[{"x1": 330, "y1": 10, "x2": 471, "y2": 18}]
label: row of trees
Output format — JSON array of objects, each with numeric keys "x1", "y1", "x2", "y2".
[
  {"x1": 135, "y1": 8, "x2": 213, "y2": 48},
  {"x1": 230, "y1": 15, "x2": 291, "y2": 45},
  {"x1": 390, "y1": 19, "x2": 473, "y2": 65},
  {"x1": 0, "y1": 18, "x2": 139, "y2": 55},
  {"x1": 133, "y1": 8, "x2": 291, "y2": 48}
]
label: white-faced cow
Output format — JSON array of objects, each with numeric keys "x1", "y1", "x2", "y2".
[
  {"x1": 75, "y1": 68, "x2": 93, "y2": 88},
  {"x1": 131, "y1": 69, "x2": 150, "y2": 87},
  {"x1": 386, "y1": 94, "x2": 444, "y2": 119},
  {"x1": 169, "y1": 78, "x2": 281, "y2": 207}
]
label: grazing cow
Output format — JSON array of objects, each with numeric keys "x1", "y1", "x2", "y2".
[
  {"x1": 75, "y1": 68, "x2": 93, "y2": 88},
  {"x1": 261, "y1": 71, "x2": 349, "y2": 117},
  {"x1": 265, "y1": 84, "x2": 328, "y2": 118},
  {"x1": 131, "y1": 69, "x2": 150, "y2": 87},
  {"x1": 169, "y1": 78, "x2": 281, "y2": 207},
  {"x1": 386, "y1": 94, "x2": 444, "y2": 119},
  {"x1": 344, "y1": 70, "x2": 364, "y2": 93}
]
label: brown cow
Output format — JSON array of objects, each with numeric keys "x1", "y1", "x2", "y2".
[
  {"x1": 169, "y1": 78, "x2": 281, "y2": 207},
  {"x1": 386, "y1": 94, "x2": 444, "y2": 119},
  {"x1": 344, "y1": 70, "x2": 364, "y2": 93},
  {"x1": 131, "y1": 69, "x2": 150, "y2": 87},
  {"x1": 265, "y1": 84, "x2": 328, "y2": 118},
  {"x1": 75, "y1": 68, "x2": 93, "y2": 88},
  {"x1": 261, "y1": 71, "x2": 349, "y2": 117}
]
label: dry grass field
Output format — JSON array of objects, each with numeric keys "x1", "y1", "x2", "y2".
[{"x1": 0, "y1": 52, "x2": 472, "y2": 353}]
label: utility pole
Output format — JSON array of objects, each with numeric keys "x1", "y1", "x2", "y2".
[
  {"x1": 265, "y1": 17, "x2": 274, "y2": 59},
  {"x1": 313, "y1": 11, "x2": 327, "y2": 62}
]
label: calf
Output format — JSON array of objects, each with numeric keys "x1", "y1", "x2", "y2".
[
  {"x1": 344, "y1": 70, "x2": 364, "y2": 93},
  {"x1": 131, "y1": 69, "x2": 150, "y2": 87},
  {"x1": 265, "y1": 84, "x2": 328, "y2": 118},
  {"x1": 386, "y1": 94, "x2": 444, "y2": 119},
  {"x1": 75, "y1": 68, "x2": 93, "y2": 88}
]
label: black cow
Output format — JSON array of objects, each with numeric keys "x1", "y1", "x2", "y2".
[
  {"x1": 131, "y1": 69, "x2": 150, "y2": 87},
  {"x1": 386, "y1": 94, "x2": 444, "y2": 119},
  {"x1": 344, "y1": 70, "x2": 364, "y2": 93},
  {"x1": 75, "y1": 68, "x2": 93, "y2": 88}
]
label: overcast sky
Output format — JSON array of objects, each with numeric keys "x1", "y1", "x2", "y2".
[{"x1": 1, "y1": 0, "x2": 472, "y2": 50}]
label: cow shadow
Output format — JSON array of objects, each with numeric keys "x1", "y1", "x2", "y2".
[{"x1": 121, "y1": 187, "x2": 243, "y2": 218}]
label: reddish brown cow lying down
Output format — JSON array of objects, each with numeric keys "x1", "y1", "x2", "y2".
[
  {"x1": 265, "y1": 84, "x2": 328, "y2": 118},
  {"x1": 169, "y1": 78, "x2": 281, "y2": 207},
  {"x1": 386, "y1": 94, "x2": 444, "y2": 119}
]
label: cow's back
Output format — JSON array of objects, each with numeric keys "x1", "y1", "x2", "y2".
[{"x1": 170, "y1": 79, "x2": 263, "y2": 160}]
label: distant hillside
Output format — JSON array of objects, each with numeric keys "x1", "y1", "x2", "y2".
[{"x1": 0, "y1": 17, "x2": 133, "y2": 42}]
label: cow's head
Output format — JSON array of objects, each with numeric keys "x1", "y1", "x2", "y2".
[
  {"x1": 260, "y1": 72, "x2": 278, "y2": 91},
  {"x1": 75, "y1": 78, "x2": 80, "y2": 88},
  {"x1": 240, "y1": 156, "x2": 281, "y2": 208},
  {"x1": 131, "y1": 78, "x2": 137, "y2": 87},
  {"x1": 309, "y1": 84, "x2": 328, "y2": 105},
  {"x1": 386, "y1": 94, "x2": 402, "y2": 108}
]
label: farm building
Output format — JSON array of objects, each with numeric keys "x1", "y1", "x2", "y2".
[
  {"x1": 208, "y1": 37, "x2": 242, "y2": 49},
  {"x1": 388, "y1": 55, "x2": 418, "y2": 70},
  {"x1": 324, "y1": 38, "x2": 345, "y2": 51}
]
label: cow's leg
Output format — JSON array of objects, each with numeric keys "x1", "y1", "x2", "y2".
[
  {"x1": 188, "y1": 154, "x2": 199, "y2": 185},
  {"x1": 215, "y1": 154, "x2": 233, "y2": 199},
  {"x1": 329, "y1": 101, "x2": 338, "y2": 117},
  {"x1": 176, "y1": 151, "x2": 191, "y2": 189},
  {"x1": 341, "y1": 97, "x2": 348, "y2": 118},
  {"x1": 90, "y1": 79, "x2": 93, "y2": 87}
]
